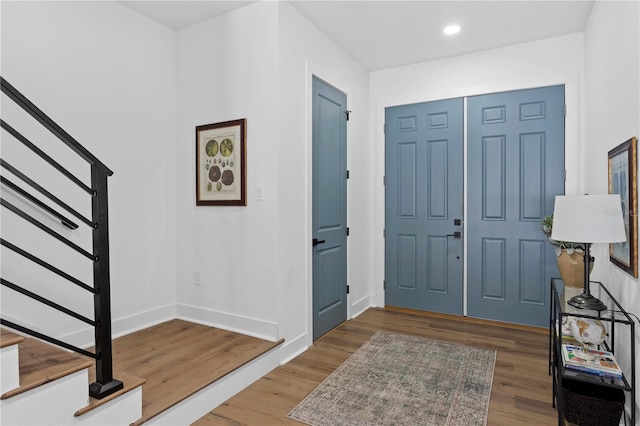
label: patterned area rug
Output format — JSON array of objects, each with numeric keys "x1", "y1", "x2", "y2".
[{"x1": 287, "y1": 331, "x2": 496, "y2": 426}]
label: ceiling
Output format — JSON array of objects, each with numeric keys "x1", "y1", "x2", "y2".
[{"x1": 120, "y1": 0, "x2": 595, "y2": 71}]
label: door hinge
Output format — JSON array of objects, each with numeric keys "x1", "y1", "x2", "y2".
[
  {"x1": 383, "y1": 229, "x2": 386, "y2": 238},
  {"x1": 346, "y1": 170, "x2": 350, "y2": 179},
  {"x1": 345, "y1": 110, "x2": 352, "y2": 121},
  {"x1": 347, "y1": 285, "x2": 350, "y2": 294},
  {"x1": 384, "y1": 123, "x2": 386, "y2": 134},
  {"x1": 564, "y1": 105, "x2": 567, "y2": 117},
  {"x1": 383, "y1": 280, "x2": 386, "y2": 290},
  {"x1": 383, "y1": 176, "x2": 386, "y2": 186},
  {"x1": 346, "y1": 227, "x2": 350, "y2": 236}
]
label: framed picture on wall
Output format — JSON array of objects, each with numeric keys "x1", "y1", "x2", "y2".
[
  {"x1": 608, "y1": 136, "x2": 638, "y2": 277},
  {"x1": 196, "y1": 119, "x2": 247, "y2": 206}
]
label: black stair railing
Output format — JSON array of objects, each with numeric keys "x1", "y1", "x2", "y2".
[{"x1": 0, "y1": 77, "x2": 123, "y2": 399}]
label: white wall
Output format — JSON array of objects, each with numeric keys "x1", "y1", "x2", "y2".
[
  {"x1": 583, "y1": 0, "x2": 640, "y2": 419},
  {"x1": 0, "y1": 1, "x2": 177, "y2": 344},
  {"x1": 370, "y1": 33, "x2": 586, "y2": 307},
  {"x1": 175, "y1": 2, "x2": 281, "y2": 340},
  {"x1": 175, "y1": 1, "x2": 370, "y2": 355}
]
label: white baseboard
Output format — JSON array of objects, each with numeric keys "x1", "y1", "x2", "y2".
[
  {"x1": 350, "y1": 295, "x2": 371, "y2": 319},
  {"x1": 278, "y1": 332, "x2": 308, "y2": 365},
  {"x1": 1, "y1": 314, "x2": 40, "y2": 334},
  {"x1": 176, "y1": 303, "x2": 279, "y2": 341},
  {"x1": 60, "y1": 304, "x2": 177, "y2": 348}
]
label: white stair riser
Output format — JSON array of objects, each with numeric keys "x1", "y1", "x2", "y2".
[
  {"x1": 1, "y1": 370, "x2": 89, "y2": 425},
  {"x1": 148, "y1": 344, "x2": 282, "y2": 425},
  {"x1": 74, "y1": 386, "x2": 142, "y2": 425},
  {"x1": 0, "y1": 345, "x2": 20, "y2": 394}
]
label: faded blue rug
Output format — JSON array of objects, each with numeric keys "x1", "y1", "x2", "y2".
[{"x1": 287, "y1": 331, "x2": 496, "y2": 426}]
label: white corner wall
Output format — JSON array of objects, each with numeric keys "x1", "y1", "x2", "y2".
[
  {"x1": 175, "y1": 1, "x2": 371, "y2": 355},
  {"x1": 369, "y1": 33, "x2": 586, "y2": 307},
  {"x1": 175, "y1": 1, "x2": 281, "y2": 340},
  {"x1": 0, "y1": 1, "x2": 177, "y2": 344},
  {"x1": 583, "y1": 0, "x2": 640, "y2": 419}
]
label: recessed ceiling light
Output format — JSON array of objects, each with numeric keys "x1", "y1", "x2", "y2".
[{"x1": 443, "y1": 25, "x2": 461, "y2": 35}]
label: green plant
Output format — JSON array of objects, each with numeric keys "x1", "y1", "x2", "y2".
[{"x1": 541, "y1": 215, "x2": 585, "y2": 256}]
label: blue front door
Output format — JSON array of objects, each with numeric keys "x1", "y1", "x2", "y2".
[
  {"x1": 312, "y1": 77, "x2": 348, "y2": 339},
  {"x1": 385, "y1": 86, "x2": 565, "y2": 327},
  {"x1": 467, "y1": 85, "x2": 565, "y2": 327},
  {"x1": 385, "y1": 98, "x2": 464, "y2": 315}
]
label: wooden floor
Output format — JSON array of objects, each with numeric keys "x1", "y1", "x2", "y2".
[{"x1": 194, "y1": 308, "x2": 558, "y2": 425}]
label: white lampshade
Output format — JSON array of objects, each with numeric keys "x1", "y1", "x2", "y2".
[{"x1": 551, "y1": 194, "x2": 627, "y2": 243}]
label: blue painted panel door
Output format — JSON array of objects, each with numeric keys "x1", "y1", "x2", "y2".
[
  {"x1": 385, "y1": 98, "x2": 464, "y2": 314},
  {"x1": 467, "y1": 85, "x2": 565, "y2": 327},
  {"x1": 312, "y1": 77, "x2": 348, "y2": 340}
]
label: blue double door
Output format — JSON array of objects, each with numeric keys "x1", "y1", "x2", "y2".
[{"x1": 385, "y1": 86, "x2": 565, "y2": 327}]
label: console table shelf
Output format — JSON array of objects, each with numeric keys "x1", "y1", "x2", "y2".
[{"x1": 549, "y1": 278, "x2": 635, "y2": 426}]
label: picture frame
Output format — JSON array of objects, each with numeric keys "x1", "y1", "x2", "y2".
[
  {"x1": 608, "y1": 136, "x2": 638, "y2": 277},
  {"x1": 196, "y1": 119, "x2": 247, "y2": 206}
]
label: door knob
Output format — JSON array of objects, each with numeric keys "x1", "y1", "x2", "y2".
[
  {"x1": 446, "y1": 232, "x2": 461, "y2": 238},
  {"x1": 312, "y1": 238, "x2": 326, "y2": 246}
]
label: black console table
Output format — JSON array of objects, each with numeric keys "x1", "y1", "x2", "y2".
[{"x1": 549, "y1": 277, "x2": 635, "y2": 425}]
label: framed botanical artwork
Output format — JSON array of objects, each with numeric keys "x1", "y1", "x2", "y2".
[
  {"x1": 196, "y1": 119, "x2": 246, "y2": 206},
  {"x1": 608, "y1": 136, "x2": 638, "y2": 277}
]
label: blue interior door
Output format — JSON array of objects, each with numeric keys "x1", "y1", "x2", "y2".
[
  {"x1": 312, "y1": 77, "x2": 348, "y2": 340},
  {"x1": 467, "y1": 85, "x2": 565, "y2": 327},
  {"x1": 385, "y1": 98, "x2": 464, "y2": 315}
]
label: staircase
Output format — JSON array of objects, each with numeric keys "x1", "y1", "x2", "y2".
[
  {"x1": 1, "y1": 323, "x2": 285, "y2": 425},
  {"x1": 1, "y1": 328, "x2": 143, "y2": 425}
]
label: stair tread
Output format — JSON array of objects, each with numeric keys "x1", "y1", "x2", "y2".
[
  {"x1": 74, "y1": 369, "x2": 145, "y2": 417},
  {"x1": 1, "y1": 336, "x2": 93, "y2": 399},
  {"x1": 1, "y1": 328, "x2": 24, "y2": 348}
]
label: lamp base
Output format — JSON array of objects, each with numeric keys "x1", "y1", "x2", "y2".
[{"x1": 567, "y1": 292, "x2": 607, "y2": 311}]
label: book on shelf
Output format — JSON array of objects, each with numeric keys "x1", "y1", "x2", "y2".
[{"x1": 562, "y1": 344, "x2": 623, "y2": 378}]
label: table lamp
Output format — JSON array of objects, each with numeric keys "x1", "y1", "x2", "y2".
[{"x1": 551, "y1": 194, "x2": 627, "y2": 311}]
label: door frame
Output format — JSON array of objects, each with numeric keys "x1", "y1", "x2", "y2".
[
  {"x1": 305, "y1": 69, "x2": 353, "y2": 347},
  {"x1": 374, "y1": 75, "x2": 581, "y2": 311}
]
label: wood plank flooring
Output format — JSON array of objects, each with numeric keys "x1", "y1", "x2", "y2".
[{"x1": 194, "y1": 308, "x2": 557, "y2": 425}]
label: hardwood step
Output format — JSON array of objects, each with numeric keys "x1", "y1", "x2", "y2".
[
  {"x1": 0, "y1": 335, "x2": 92, "y2": 399},
  {"x1": 100, "y1": 319, "x2": 284, "y2": 425},
  {"x1": 1, "y1": 328, "x2": 24, "y2": 348}
]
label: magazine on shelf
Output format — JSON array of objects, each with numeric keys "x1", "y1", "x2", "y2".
[{"x1": 562, "y1": 344, "x2": 623, "y2": 378}]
